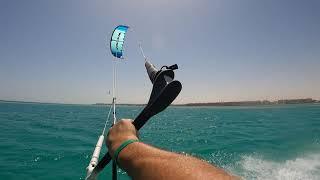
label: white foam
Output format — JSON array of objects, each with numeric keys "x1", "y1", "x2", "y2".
[{"x1": 227, "y1": 153, "x2": 320, "y2": 180}]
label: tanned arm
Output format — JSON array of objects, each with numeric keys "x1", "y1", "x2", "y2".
[{"x1": 107, "y1": 119, "x2": 238, "y2": 180}]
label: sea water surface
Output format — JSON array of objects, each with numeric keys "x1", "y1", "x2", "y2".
[{"x1": 0, "y1": 102, "x2": 319, "y2": 180}]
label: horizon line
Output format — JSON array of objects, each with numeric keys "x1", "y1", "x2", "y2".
[{"x1": 1, "y1": 98, "x2": 319, "y2": 106}]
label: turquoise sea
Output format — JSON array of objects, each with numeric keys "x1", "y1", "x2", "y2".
[{"x1": 0, "y1": 102, "x2": 319, "y2": 179}]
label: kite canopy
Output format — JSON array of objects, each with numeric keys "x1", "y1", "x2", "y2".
[{"x1": 110, "y1": 25, "x2": 129, "y2": 59}]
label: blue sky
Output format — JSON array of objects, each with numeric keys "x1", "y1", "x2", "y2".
[{"x1": 1, "y1": 0, "x2": 319, "y2": 104}]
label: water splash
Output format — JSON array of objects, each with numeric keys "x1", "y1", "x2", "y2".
[{"x1": 230, "y1": 153, "x2": 320, "y2": 180}]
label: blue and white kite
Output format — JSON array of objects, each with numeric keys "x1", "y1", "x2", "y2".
[{"x1": 110, "y1": 25, "x2": 129, "y2": 59}]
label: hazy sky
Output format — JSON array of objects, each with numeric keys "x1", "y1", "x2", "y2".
[{"x1": 1, "y1": 0, "x2": 319, "y2": 104}]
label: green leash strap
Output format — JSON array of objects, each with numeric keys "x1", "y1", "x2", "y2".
[{"x1": 113, "y1": 139, "x2": 139, "y2": 165}]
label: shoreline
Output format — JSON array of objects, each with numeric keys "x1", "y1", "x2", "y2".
[{"x1": 1, "y1": 98, "x2": 319, "y2": 107}]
